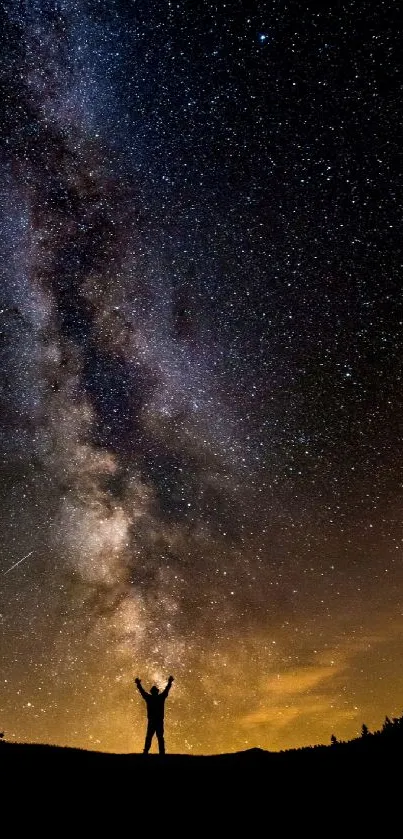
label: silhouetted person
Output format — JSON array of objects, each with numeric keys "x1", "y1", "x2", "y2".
[{"x1": 135, "y1": 675, "x2": 174, "y2": 754}]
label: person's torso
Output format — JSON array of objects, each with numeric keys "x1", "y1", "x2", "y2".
[{"x1": 146, "y1": 695, "x2": 165, "y2": 719}]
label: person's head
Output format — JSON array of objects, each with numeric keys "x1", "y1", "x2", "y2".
[{"x1": 150, "y1": 685, "x2": 159, "y2": 695}]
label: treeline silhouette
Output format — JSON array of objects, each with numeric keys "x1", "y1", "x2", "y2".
[{"x1": 329, "y1": 712, "x2": 403, "y2": 748}]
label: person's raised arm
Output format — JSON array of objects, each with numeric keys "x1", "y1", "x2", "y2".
[
  {"x1": 161, "y1": 675, "x2": 174, "y2": 698},
  {"x1": 135, "y1": 677, "x2": 148, "y2": 700}
]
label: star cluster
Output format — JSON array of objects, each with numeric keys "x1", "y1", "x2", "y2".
[{"x1": 0, "y1": 0, "x2": 402, "y2": 754}]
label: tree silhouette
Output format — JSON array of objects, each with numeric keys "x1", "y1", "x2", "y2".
[
  {"x1": 330, "y1": 734, "x2": 338, "y2": 746},
  {"x1": 361, "y1": 723, "x2": 369, "y2": 737}
]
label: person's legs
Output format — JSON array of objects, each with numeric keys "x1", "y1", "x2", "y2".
[
  {"x1": 143, "y1": 722, "x2": 155, "y2": 753},
  {"x1": 156, "y1": 722, "x2": 165, "y2": 755}
]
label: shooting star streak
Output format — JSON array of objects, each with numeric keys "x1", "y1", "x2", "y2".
[{"x1": 3, "y1": 551, "x2": 34, "y2": 575}]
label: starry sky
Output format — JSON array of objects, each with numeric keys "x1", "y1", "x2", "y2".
[{"x1": 1, "y1": 0, "x2": 402, "y2": 754}]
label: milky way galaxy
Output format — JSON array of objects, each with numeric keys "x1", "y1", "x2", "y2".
[{"x1": 1, "y1": 1, "x2": 403, "y2": 754}]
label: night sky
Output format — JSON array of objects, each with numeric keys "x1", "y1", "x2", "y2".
[{"x1": 1, "y1": 0, "x2": 402, "y2": 754}]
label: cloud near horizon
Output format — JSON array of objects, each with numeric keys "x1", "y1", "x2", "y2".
[{"x1": 238, "y1": 626, "x2": 403, "y2": 745}]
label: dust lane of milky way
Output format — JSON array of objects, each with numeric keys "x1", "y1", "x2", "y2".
[{"x1": 0, "y1": 0, "x2": 402, "y2": 754}]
